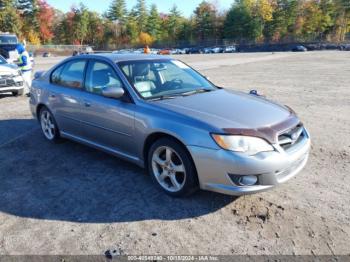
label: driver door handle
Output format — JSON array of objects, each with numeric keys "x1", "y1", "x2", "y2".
[{"x1": 84, "y1": 101, "x2": 91, "y2": 107}]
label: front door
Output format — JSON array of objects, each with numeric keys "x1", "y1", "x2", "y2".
[{"x1": 78, "y1": 60, "x2": 136, "y2": 157}]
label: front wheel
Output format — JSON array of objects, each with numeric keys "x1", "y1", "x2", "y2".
[
  {"x1": 148, "y1": 138, "x2": 198, "y2": 197},
  {"x1": 39, "y1": 107, "x2": 61, "y2": 142},
  {"x1": 12, "y1": 89, "x2": 24, "y2": 96}
]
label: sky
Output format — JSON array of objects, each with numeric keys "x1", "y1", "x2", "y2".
[{"x1": 46, "y1": 0, "x2": 234, "y2": 17}]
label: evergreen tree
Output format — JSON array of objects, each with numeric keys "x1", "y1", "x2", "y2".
[
  {"x1": 126, "y1": 8, "x2": 139, "y2": 44},
  {"x1": 107, "y1": 0, "x2": 127, "y2": 23},
  {"x1": 147, "y1": 4, "x2": 162, "y2": 40},
  {"x1": 135, "y1": 0, "x2": 148, "y2": 32},
  {"x1": 17, "y1": 0, "x2": 40, "y2": 29},
  {"x1": 167, "y1": 4, "x2": 182, "y2": 42},
  {"x1": 194, "y1": 1, "x2": 217, "y2": 41},
  {"x1": 224, "y1": 0, "x2": 261, "y2": 42},
  {"x1": 73, "y1": 3, "x2": 90, "y2": 45},
  {"x1": 263, "y1": 0, "x2": 299, "y2": 42}
]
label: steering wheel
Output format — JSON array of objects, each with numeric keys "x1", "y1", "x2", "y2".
[{"x1": 163, "y1": 78, "x2": 183, "y2": 90}]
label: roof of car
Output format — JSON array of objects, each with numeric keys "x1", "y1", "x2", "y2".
[{"x1": 82, "y1": 53, "x2": 172, "y2": 62}]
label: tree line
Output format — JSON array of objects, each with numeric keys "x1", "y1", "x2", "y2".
[{"x1": 0, "y1": 0, "x2": 349, "y2": 49}]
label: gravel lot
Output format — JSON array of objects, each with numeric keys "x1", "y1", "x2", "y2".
[{"x1": 0, "y1": 51, "x2": 349, "y2": 255}]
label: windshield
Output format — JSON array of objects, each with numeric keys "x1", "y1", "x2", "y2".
[
  {"x1": 0, "y1": 55, "x2": 7, "y2": 64},
  {"x1": 118, "y1": 59, "x2": 217, "y2": 100},
  {"x1": 0, "y1": 35, "x2": 18, "y2": 45}
]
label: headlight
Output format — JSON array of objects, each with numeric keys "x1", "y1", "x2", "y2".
[
  {"x1": 211, "y1": 134, "x2": 274, "y2": 155},
  {"x1": 13, "y1": 70, "x2": 21, "y2": 77}
]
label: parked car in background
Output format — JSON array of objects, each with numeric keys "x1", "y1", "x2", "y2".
[
  {"x1": 0, "y1": 55, "x2": 25, "y2": 96},
  {"x1": 223, "y1": 46, "x2": 236, "y2": 53},
  {"x1": 186, "y1": 47, "x2": 203, "y2": 54},
  {"x1": 113, "y1": 49, "x2": 132, "y2": 54},
  {"x1": 150, "y1": 48, "x2": 159, "y2": 54},
  {"x1": 292, "y1": 45, "x2": 307, "y2": 52},
  {"x1": 43, "y1": 52, "x2": 51, "y2": 57},
  {"x1": 203, "y1": 47, "x2": 212, "y2": 54},
  {"x1": 72, "y1": 46, "x2": 94, "y2": 56},
  {"x1": 158, "y1": 49, "x2": 171, "y2": 55},
  {"x1": 133, "y1": 49, "x2": 144, "y2": 54},
  {"x1": 30, "y1": 53, "x2": 310, "y2": 197},
  {"x1": 178, "y1": 48, "x2": 187, "y2": 54},
  {"x1": 210, "y1": 46, "x2": 223, "y2": 53},
  {"x1": 171, "y1": 49, "x2": 186, "y2": 55}
]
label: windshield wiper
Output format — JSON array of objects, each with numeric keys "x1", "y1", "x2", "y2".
[
  {"x1": 148, "y1": 95, "x2": 178, "y2": 101},
  {"x1": 180, "y1": 88, "x2": 214, "y2": 96},
  {"x1": 148, "y1": 89, "x2": 214, "y2": 101}
]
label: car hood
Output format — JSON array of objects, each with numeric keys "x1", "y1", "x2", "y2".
[
  {"x1": 155, "y1": 89, "x2": 293, "y2": 130},
  {"x1": 0, "y1": 64, "x2": 18, "y2": 74}
]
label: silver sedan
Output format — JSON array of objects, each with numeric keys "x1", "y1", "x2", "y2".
[{"x1": 29, "y1": 54, "x2": 310, "y2": 197}]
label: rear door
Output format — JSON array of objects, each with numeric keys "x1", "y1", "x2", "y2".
[
  {"x1": 48, "y1": 59, "x2": 87, "y2": 138},
  {"x1": 78, "y1": 59, "x2": 136, "y2": 157}
]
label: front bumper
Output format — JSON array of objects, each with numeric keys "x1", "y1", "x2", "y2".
[
  {"x1": 187, "y1": 129, "x2": 311, "y2": 196},
  {"x1": 0, "y1": 75, "x2": 24, "y2": 93}
]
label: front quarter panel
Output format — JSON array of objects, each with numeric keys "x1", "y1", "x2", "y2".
[{"x1": 133, "y1": 101, "x2": 221, "y2": 161}]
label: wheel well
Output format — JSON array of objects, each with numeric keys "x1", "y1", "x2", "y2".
[
  {"x1": 36, "y1": 104, "x2": 46, "y2": 119},
  {"x1": 143, "y1": 132, "x2": 197, "y2": 173}
]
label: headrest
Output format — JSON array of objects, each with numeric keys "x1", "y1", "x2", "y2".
[{"x1": 133, "y1": 63, "x2": 150, "y2": 77}]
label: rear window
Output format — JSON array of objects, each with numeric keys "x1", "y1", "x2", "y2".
[
  {"x1": 51, "y1": 60, "x2": 87, "y2": 89},
  {"x1": 0, "y1": 35, "x2": 18, "y2": 44}
]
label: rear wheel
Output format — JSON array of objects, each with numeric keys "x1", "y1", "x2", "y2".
[
  {"x1": 148, "y1": 138, "x2": 198, "y2": 197},
  {"x1": 39, "y1": 107, "x2": 61, "y2": 142}
]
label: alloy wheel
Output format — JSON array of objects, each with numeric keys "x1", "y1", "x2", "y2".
[
  {"x1": 151, "y1": 146, "x2": 186, "y2": 193},
  {"x1": 40, "y1": 110, "x2": 56, "y2": 140}
]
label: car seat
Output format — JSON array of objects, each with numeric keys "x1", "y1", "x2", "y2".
[{"x1": 132, "y1": 63, "x2": 155, "y2": 98}]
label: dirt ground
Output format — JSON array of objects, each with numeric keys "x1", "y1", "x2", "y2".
[{"x1": 0, "y1": 51, "x2": 349, "y2": 255}]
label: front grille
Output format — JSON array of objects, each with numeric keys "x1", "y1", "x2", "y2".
[
  {"x1": 278, "y1": 124, "x2": 305, "y2": 151},
  {"x1": 0, "y1": 78, "x2": 16, "y2": 88}
]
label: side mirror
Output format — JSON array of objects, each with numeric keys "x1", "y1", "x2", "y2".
[
  {"x1": 102, "y1": 86, "x2": 125, "y2": 99},
  {"x1": 34, "y1": 70, "x2": 46, "y2": 79}
]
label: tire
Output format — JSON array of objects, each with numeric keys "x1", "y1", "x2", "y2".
[
  {"x1": 18, "y1": 89, "x2": 24, "y2": 96},
  {"x1": 12, "y1": 89, "x2": 24, "y2": 96},
  {"x1": 148, "y1": 137, "x2": 198, "y2": 197},
  {"x1": 39, "y1": 106, "x2": 61, "y2": 143}
]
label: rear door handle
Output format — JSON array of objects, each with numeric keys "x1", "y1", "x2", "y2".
[{"x1": 49, "y1": 93, "x2": 56, "y2": 98}]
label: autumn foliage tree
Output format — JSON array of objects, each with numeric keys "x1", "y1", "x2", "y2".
[
  {"x1": 37, "y1": 0, "x2": 54, "y2": 43},
  {"x1": 1, "y1": 0, "x2": 350, "y2": 48},
  {"x1": 138, "y1": 31, "x2": 154, "y2": 46}
]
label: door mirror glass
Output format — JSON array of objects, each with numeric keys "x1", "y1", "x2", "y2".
[{"x1": 102, "y1": 86, "x2": 125, "y2": 99}]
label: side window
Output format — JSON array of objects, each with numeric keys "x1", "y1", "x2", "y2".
[
  {"x1": 51, "y1": 65, "x2": 64, "y2": 84},
  {"x1": 59, "y1": 60, "x2": 87, "y2": 88},
  {"x1": 85, "y1": 61, "x2": 123, "y2": 95}
]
